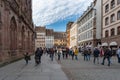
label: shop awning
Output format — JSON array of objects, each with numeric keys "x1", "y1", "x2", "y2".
[
  {"x1": 102, "y1": 42, "x2": 108, "y2": 46},
  {"x1": 109, "y1": 42, "x2": 117, "y2": 46}
]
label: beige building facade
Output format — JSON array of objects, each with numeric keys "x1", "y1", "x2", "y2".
[
  {"x1": 70, "y1": 22, "x2": 78, "y2": 48},
  {"x1": 102, "y1": 0, "x2": 120, "y2": 47},
  {"x1": 54, "y1": 32, "x2": 67, "y2": 48},
  {"x1": 35, "y1": 27, "x2": 46, "y2": 49},
  {"x1": 77, "y1": 0, "x2": 102, "y2": 48},
  {"x1": 66, "y1": 22, "x2": 74, "y2": 48},
  {"x1": 45, "y1": 29, "x2": 54, "y2": 48}
]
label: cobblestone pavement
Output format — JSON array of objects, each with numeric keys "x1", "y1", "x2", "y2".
[
  {"x1": 57, "y1": 54, "x2": 120, "y2": 80},
  {"x1": 0, "y1": 55, "x2": 68, "y2": 80}
]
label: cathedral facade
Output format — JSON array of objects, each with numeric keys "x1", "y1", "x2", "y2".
[{"x1": 0, "y1": 0, "x2": 35, "y2": 63}]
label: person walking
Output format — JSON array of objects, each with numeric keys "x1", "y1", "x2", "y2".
[
  {"x1": 50, "y1": 48, "x2": 54, "y2": 61},
  {"x1": 116, "y1": 46, "x2": 120, "y2": 63},
  {"x1": 69, "y1": 48, "x2": 74, "y2": 60},
  {"x1": 83, "y1": 48, "x2": 88, "y2": 61},
  {"x1": 93, "y1": 47, "x2": 100, "y2": 64},
  {"x1": 35, "y1": 48, "x2": 43, "y2": 64},
  {"x1": 101, "y1": 47, "x2": 111, "y2": 66},
  {"x1": 57, "y1": 48, "x2": 62, "y2": 60},
  {"x1": 87, "y1": 49, "x2": 92, "y2": 61},
  {"x1": 74, "y1": 47, "x2": 79, "y2": 60},
  {"x1": 23, "y1": 52, "x2": 30, "y2": 64}
]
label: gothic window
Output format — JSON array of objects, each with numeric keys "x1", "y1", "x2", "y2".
[
  {"x1": 111, "y1": 28, "x2": 115, "y2": 36},
  {"x1": 0, "y1": 12, "x2": 2, "y2": 29},
  {"x1": 105, "y1": 4, "x2": 109, "y2": 13},
  {"x1": 111, "y1": 0, "x2": 115, "y2": 9},
  {"x1": 111, "y1": 14, "x2": 115, "y2": 23},
  {"x1": 10, "y1": 17, "x2": 17, "y2": 51},
  {"x1": 117, "y1": 26, "x2": 120, "y2": 35},
  {"x1": 0, "y1": 33, "x2": 1, "y2": 50},
  {"x1": 105, "y1": 30, "x2": 109, "y2": 37},
  {"x1": 105, "y1": 17, "x2": 109, "y2": 25},
  {"x1": 117, "y1": 10, "x2": 120, "y2": 20},
  {"x1": 21, "y1": 26, "x2": 25, "y2": 49}
]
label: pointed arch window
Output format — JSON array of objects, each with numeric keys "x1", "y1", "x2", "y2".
[
  {"x1": 21, "y1": 26, "x2": 25, "y2": 50},
  {"x1": 10, "y1": 17, "x2": 17, "y2": 51},
  {"x1": 0, "y1": 12, "x2": 2, "y2": 29}
]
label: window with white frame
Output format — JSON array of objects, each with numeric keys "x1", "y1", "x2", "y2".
[
  {"x1": 105, "y1": 17, "x2": 109, "y2": 25},
  {"x1": 117, "y1": 26, "x2": 120, "y2": 35},
  {"x1": 105, "y1": 30, "x2": 109, "y2": 37},
  {"x1": 105, "y1": 4, "x2": 109, "y2": 13},
  {"x1": 111, "y1": 0, "x2": 115, "y2": 9},
  {"x1": 111, "y1": 14, "x2": 115, "y2": 23},
  {"x1": 111, "y1": 28, "x2": 115, "y2": 36},
  {"x1": 117, "y1": 0, "x2": 120, "y2": 4},
  {"x1": 117, "y1": 10, "x2": 120, "y2": 20}
]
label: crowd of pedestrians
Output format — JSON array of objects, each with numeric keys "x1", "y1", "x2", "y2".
[{"x1": 23, "y1": 46, "x2": 120, "y2": 67}]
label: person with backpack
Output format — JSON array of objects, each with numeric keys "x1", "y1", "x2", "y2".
[
  {"x1": 93, "y1": 47, "x2": 100, "y2": 64},
  {"x1": 23, "y1": 52, "x2": 31, "y2": 64},
  {"x1": 101, "y1": 47, "x2": 112, "y2": 66},
  {"x1": 116, "y1": 46, "x2": 120, "y2": 63},
  {"x1": 35, "y1": 47, "x2": 43, "y2": 64}
]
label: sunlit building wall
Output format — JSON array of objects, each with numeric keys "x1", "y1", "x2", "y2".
[
  {"x1": 35, "y1": 27, "x2": 46, "y2": 49},
  {"x1": 102, "y1": 0, "x2": 120, "y2": 47},
  {"x1": 45, "y1": 29, "x2": 54, "y2": 48},
  {"x1": 77, "y1": 0, "x2": 102, "y2": 48},
  {"x1": 66, "y1": 22, "x2": 74, "y2": 48},
  {"x1": 70, "y1": 22, "x2": 78, "y2": 48}
]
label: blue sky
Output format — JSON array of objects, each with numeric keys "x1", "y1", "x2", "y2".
[{"x1": 32, "y1": 0, "x2": 93, "y2": 32}]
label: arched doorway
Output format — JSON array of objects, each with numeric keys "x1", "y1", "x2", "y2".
[{"x1": 10, "y1": 17, "x2": 17, "y2": 56}]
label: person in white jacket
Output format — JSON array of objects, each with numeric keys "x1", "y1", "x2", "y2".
[
  {"x1": 116, "y1": 46, "x2": 120, "y2": 63},
  {"x1": 57, "y1": 48, "x2": 62, "y2": 60}
]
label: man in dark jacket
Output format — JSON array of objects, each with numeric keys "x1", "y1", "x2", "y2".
[
  {"x1": 93, "y1": 47, "x2": 100, "y2": 64},
  {"x1": 101, "y1": 47, "x2": 111, "y2": 66},
  {"x1": 35, "y1": 47, "x2": 43, "y2": 64}
]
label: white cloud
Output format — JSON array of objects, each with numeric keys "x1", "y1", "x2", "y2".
[{"x1": 32, "y1": 0, "x2": 93, "y2": 26}]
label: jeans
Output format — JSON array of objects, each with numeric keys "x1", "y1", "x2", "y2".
[
  {"x1": 75, "y1": 55, "x2": 78, "y2": 60},
  {"x1": 93, "y1": 57, "x2": 99, "y2": 64},
  {"x1": 101, "y1": 56, "x2": 110, "y2": 66},
  {"x1": 87, "y1": 55, "x2": 90, "y2": 61},
  {"x1": 58, "y1": 54, "x2": 60, "y2": 60},
  {"x1": 117, "y1": 54, "x2": 120, "y2": 63},
  {"x1": 84, "y1": 54, "x2": 88, "y2": 61}
]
